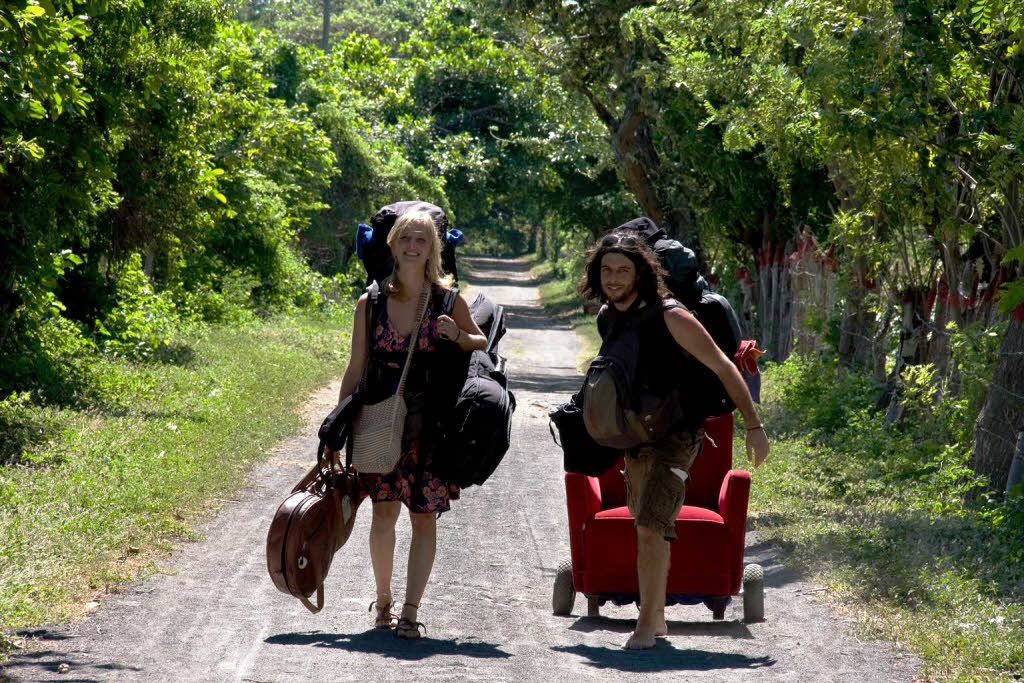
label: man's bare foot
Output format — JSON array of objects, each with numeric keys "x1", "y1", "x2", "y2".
[
  {"x1": 624, "y1": 625, "x2": 658, "y2": 649},
  {"x1": 655, "y1": 618, "x2": 668, "y2": 637}
]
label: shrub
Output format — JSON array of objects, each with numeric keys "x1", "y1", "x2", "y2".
[{"x1": 97, "y1": 256, "x2": 191, "y2": 361}]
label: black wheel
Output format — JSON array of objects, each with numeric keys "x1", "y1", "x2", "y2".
[
  {"x1": 552, "y1": 560, "x2": 576, "y2": 616},
  {"x1": 742, "y1": 563, "x2": 765, "y2": 623},
  {"x1": 708, "y1": 595, "x2": 728, "y2": 620}
]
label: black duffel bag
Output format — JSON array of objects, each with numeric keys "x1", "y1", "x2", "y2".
[
  {"x1": 549, "y1": 393, "x2": 622, "y2": 477},
  {"x1": 435, "y1": 291, "x2": 516, "y2": 488}
]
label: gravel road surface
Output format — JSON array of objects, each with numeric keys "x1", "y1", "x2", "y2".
[{"x1": 4, "y1": 256, "x2": 919, "y2": 682}]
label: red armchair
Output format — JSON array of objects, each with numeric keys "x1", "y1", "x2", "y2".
[{"x1": 553, "y1": 412, "x2": 764, "y2": 621}]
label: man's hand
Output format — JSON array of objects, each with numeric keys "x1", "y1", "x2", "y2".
[{"x1": 745, "y1": 427, "x2": 769, "y2": 468}]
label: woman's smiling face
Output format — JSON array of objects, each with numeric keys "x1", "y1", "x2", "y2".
[{"x1": 395, "y1": 226, "x2": 430, "y2": 269}]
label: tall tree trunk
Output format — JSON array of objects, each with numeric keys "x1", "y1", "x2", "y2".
[
  {"x1": 578, "y1": 86, "x2": 701, "y2": 263},
  {"x1": 838, "y1": 261, "x2": 873, "y2": 368},
  {"x1": 321, "y1": 0, "x2": 331, "y2": 52},
  {"x1": 969, "y1": 312, "x2": 1024, "y2": 490}
]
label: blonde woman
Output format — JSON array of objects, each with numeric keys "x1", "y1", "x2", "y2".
[{"x1": 332, "y1": 211, "x2": 486, "y2": 639}]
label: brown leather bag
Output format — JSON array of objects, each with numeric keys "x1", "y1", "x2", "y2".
[{"x1": 266, "y1": 445, "x2": 363, "y2": 613}]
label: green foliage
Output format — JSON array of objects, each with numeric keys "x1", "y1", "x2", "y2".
[
  {"x1": 96, "y1": 256, "x2": 191, "y2": 361},
  {"x1": 754, "y1": 357, "x2": 1024, "y2": 678},
  {"x1": 0, "y1": 312, "x2": 352, "y2": 630}
]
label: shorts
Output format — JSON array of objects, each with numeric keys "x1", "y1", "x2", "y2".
[{"x1": 624, "y1": 428, "x2": 704, "y2": 541}]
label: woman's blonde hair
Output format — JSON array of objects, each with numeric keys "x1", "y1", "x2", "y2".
[{"x1": 385, "y1": 211, "x2": 454, "y2": 297}]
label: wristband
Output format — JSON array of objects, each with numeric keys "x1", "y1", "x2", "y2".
[{"x1": 746, "y1": 424, "x2": 764, "y2": 432}]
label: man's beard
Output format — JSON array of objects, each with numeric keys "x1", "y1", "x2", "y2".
[{"x1": 604, "y1": 284, "x2": 637, "y2": 304}]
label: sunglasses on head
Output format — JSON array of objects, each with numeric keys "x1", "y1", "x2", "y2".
[{"x1": 600, "y1": 233, "x2": 640, "y2": 248}]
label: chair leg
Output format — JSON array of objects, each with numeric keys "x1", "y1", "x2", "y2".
[
  {"x1": 587, "y1": 595, "x2": 600, "y2": 617},
  {"x1": 709, "y1": 596, "x2": 728, "y2": 620}
]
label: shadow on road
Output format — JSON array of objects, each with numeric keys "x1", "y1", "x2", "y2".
[
  {"x1": 551, "y1": 642, "x2": 775, "y2": 672},
  {"x1": 509, "y1": 372, "x2": 582, "y2": 395},
  {"x1": 265, "y1": 629, "x2": 512, "y2": 661},
  {"x1": 2, "y1": 645, "x2": 143, "y2": 682},
  {"x1": 568, "y1": 616, "x2": 755, "y2": 640},
  {"x1": 500, "y1": 303, "x2": 575, "y2": 331}
]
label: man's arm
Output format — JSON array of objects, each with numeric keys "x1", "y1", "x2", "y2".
[{"x1": 663, "y1": 307, "x2": 770, "y2": 467}]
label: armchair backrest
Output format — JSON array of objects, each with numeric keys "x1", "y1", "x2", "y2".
[{"x1": 596, "y1": 412, "x2": 735, "y2": 511}]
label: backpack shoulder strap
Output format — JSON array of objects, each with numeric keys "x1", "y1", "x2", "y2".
[
  {"x1": 365, "y1": 281, "x2": 383, "y2": 348},
  {"x1": 597, "y1": 304, "x2": 612, "y2": 339},
  {"x1": 661, "y1": 297, "x2": 688, "y2": 314},
  {"x1": 357, "y1": 282, "x2": 382, "y2": 394},
  {"x1": 441, "y1": 283, "x2": 459, "y2": 316}
]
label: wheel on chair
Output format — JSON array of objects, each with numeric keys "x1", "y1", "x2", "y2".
[
  {"x1": 708, "y1": 595, "x2": 728, "y2": 620},
  {"x1": 552, "y1": 560, "x2": 576, "y2": 616},
  {"x1": 742, "y1": 563, "x2": 765, "y2": 623}
]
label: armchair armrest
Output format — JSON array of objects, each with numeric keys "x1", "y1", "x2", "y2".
[
  {"x1": 565, "y1": 473, "x2": 602, "y2": 590},
  {"x1": 718, "y1": 468, "x2": 751, "y2": 594}
]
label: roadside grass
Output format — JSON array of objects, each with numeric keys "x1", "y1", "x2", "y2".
[
  {"x1": 0, "y1": 311, "x2": 352, "y2": 648},
  {"x1": 531, "y1": 256, "x2": 600, "y2": 369},
  {"x1": 740, "y1": 361, "x2": 1024, "y2": 682}
]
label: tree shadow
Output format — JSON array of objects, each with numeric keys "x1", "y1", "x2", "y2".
[
  {"x1": 149, "y1": 342, "x2": 198, "y2": 367},
  {"x1": 463, "y1": 256, "x2": 536, "y2": 274},
  {"x1": 509, "y1": 372, "x2": 583, "y2": 395},
  {"x1": 501, "y1": 303, "x2": 576, "y2": 331},
  {"x1": 551, "y1": 642, "x2": 775, "y2": 672},
  {"x1": 752, "y1": 504, "x2": 1024, "y2": 607},
  {"x1": 264, "y1": 629, "x2": 512, "y2": 662},
  {"x1": 2, "y1": 647, "x2": 142, "y2": 682}
]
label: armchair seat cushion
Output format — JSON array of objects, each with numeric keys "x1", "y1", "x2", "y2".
[{"x1": 581, "y1": 504, "x2": 733, "y2": 595}]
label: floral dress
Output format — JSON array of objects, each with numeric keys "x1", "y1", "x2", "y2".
[{"x1": 358, "y1": 294, "x2": 460, "y2": 514}]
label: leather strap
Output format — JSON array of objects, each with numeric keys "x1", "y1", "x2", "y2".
[
  {"x1": 395, "y1": 285, "x2": 430, "y2": 398},
  {"x1": 300, "y1": 584, "x2": 325, "y2": 614}
]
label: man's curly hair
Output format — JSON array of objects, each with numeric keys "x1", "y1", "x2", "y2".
[{"x1": 577, "y1": 232, "x2": 670, "y2": 304}]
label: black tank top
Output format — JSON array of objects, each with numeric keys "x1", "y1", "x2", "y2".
[{"x1": 597, "y1": 297, "x2": 690, "y2": 397}]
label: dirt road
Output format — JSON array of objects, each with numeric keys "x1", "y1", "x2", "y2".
[{"x1": 4, "y1": 257, "x2": 918, "y2": 682}]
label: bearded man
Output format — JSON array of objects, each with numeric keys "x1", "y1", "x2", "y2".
[{"x1": 577, "y1": 232, "x2": 770, "y2": 649}]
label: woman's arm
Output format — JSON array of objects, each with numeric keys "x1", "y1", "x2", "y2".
[
  {"x1": 437, "y1": 293, "x2": 487, "y2": 351},
  {"x1": 337, "y1": 293, "x2": 369, "y2": 403}
]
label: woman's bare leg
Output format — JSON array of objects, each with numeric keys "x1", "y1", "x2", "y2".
[
  {"x1": 402, "y1": 511, "x2": 437, "y2": 621},
  {"x1": 369, "y1": 501, "x2": 402, "y2": 608}
]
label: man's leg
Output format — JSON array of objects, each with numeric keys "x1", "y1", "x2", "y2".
[{"x1": 625, "y1": 525, "x2": 670, "y2": 649}]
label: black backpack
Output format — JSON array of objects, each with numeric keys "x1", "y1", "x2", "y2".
[
  {"x1": 616, "y1": 217, "x2": 699, "y2": 301},
  {"x1": 435, "y1": 291, "x2": 516, "y2": 488},
  {"x1": 615, "y1": 217, "x2": 742, "y2": 418},
  {"x1": 549, "y1": 393, "x2": 622, "y2": 476},
  {"x1": 581, "y1": 299, "x2": 688, "y2": 449},
  {"x1": 686, "y1": 291, "x2": 742, "y2": 417},
  {"x1": 360, "y1": 201, "x2": 458, "y2": 286}
]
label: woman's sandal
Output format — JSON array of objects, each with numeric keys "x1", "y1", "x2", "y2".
[
  {"x1": 369, "y1": 597, "x2": 398, "y2": 629},
  {"x1": 395, "y1": 602, "x2": 426, "y2": 639}
]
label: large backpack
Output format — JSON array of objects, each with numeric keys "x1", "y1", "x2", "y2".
[
  {"x1": 357, "y1": 201, "x2": 461, "y2": 286},
  {"x1": 581, "y1": 299, "x2": 688, "y2": 449},
  {"x1": 616, "y1": 217, "x2": 700, "y2": 301},
  {"x1": 435, "y1": 290, "x2": 516, "y2": 488},
  {"x1": 615, "y1": 217, "x2": 743, "y2": 418}
]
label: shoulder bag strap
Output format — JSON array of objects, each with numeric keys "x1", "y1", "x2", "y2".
[{"x1": 395, "y1": 284, "x2": 431, "y2": 399}]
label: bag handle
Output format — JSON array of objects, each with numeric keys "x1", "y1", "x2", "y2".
[
  {"x1": 549, "y1": 420, "x2": 562, "y2": 448},
  {"x1": 300, "y1": 584, "x2": 325, "y2": 614},
  {"x1": 485, "y1": 303, "x2": 504, "y2": 354},
  {"x1": 395, "y1": 284, "x2": 431, "y2": 398}
]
